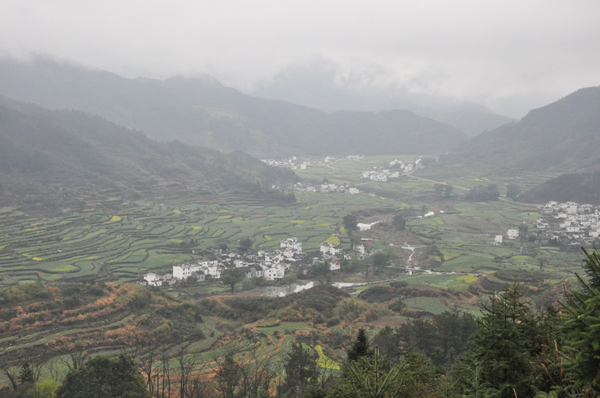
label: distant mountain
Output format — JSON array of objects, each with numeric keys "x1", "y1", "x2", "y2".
[
  {"x1": 450, "y1": 86, "x2": 600, "y2": 173},
  {"x1": 0, "y1": 98, "x2": 298, "y2": 208},
  {"x1": 250, "y1": 60, "x2": 514, "y2": 136},
  {"x1": 410, "y1": 102, "x2": 515, "y2": 137},
  {"x1": 0, "y1": 57, "x2": 467, "y2": 157}
]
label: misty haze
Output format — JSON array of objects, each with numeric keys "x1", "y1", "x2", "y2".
[{"x1": 0, "y1": 1, "x2": 600, "y2": 396}]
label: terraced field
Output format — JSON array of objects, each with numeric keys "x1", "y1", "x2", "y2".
[{"x1": 0, "y1": 189, "x2": 395, "y2": 284}]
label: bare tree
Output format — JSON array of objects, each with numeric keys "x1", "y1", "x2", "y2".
[
  {"x1": 176, "y1": 344, "x2": 200, "y2": 398},
  {"x1": 158, "y1": 349, "x2": 173, "y2": 398},
  {"x1": 214, "y1": 352, "x2": 241, "y2": 398},
  {"x1": 63, "y1": 346, "x2": 89, "y2": 371},
  {"x1": 238, "y1": 348, "x2": 279, "y2": 398}
]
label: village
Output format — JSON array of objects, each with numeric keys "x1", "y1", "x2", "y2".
[
  {"x1": 260, "y1": 154, "x2": 364, "y2": 170},
  {"x1": 531, "y1": 201, "x2": 600, "y2": 248},
  {"x1": 140, "y1": 236, "x2": 374, "y2": 287},
  {"x1": 361, "y1": 157, "x2": 423, "y2": 182}
]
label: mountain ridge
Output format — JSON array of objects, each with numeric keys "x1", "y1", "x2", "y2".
[
  {"x1": 0, "y1": 97, "x2": 298, "y2": 208},
  {"x1": 448, "y1": 86, "x2": 600, "y2": 173},
  {"x1": 0, "y1": 57, "x2": 467, "y2": 157}
]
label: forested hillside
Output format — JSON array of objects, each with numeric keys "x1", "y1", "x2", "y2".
[
  {"x1": 449, "y1": 86, "x2": 600, "y2": 173},
  {"x1": 519, "y1": 170, "x2": 600, "y2": 205},
  {"x1": 0, "y1": 58, "x2": 467, "y2": 157},
  {"x1": 0, "y1": 98, "x2": 298, "y2": 208}
]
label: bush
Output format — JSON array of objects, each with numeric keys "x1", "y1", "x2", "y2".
[{"x1": 358, "y1": 286, "x2": 396, "y2": 303}]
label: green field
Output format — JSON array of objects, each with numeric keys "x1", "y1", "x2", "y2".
[{"x1": 0, "y1": 156, "x2": 584, "y2": 291}]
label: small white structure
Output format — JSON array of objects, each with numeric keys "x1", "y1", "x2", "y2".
[
  {"x1": 320, "y1": 242, "x2": 341, "y2": 256},
  {"x1": 507, "y1": 229, "x2": 519, "y2": 240},
  {"x1": 280, "y1": 237, "x2": 302, "y2": 253},
  {"x1": 354, "y1": 244, "x2": 365, "y2": 255},
  {"x1": 493, "y1": 235, "x2": 503, "y2": 246},
  {"x1": 263, "y1": 266, "x2": 285, "y2": 280},
  {"x1": 173, "y1": 264, "x2": 201, "y2": 280},
  {"x1": 144, "y1": 273, "x2": 162, "y2": 287}
]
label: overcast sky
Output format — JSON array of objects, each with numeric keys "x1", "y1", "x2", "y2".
[{"x1": 1, "y1": 0, "x2": 599, "y2": 117}]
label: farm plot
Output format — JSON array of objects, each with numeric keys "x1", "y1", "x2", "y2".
[{"x1": 0, "y1": 189, "x2": 395, "y2": 283}]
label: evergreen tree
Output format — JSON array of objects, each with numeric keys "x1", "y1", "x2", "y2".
[
  {"x1": 280, "y1": 342, "x2": 318, "y2": 398},
  {"x1": 343, "y1": 215, "x2": 358, "y2": 233},
  {"x1": 457, "y1": 284, "x2": 538, "y2": 397},
  {"x1": 56, "y1": 354, "x2": 150, "y2": 398},
  {"x1": 215, "y1": 353, "x2": 241, "y2": 398},
  {"x1": 347, "y1": 328, "x2": 372, "y2": 363},
  {"x1": 561, "y1": 248, "x2": 600, "y2": 395},
  {"x1": 392, "y1": 214, "x2": 406, "y2": 231},
  {"x1": 18, "y1": 363, "x2": 34, "y2": 385}
]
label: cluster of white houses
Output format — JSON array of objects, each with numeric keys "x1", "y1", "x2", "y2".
[
  {"x1": 492, "y1": 202, "x2": 600, "y2": 248},
  {"x1": 293, "y1": 181, "x2": 361, "y2": 195},
  {"x1": 361, "y1": 157, "x2": 423, "y2": 182},
  {"x1": 533, "y1": 201, "x2": 600, "y2": 247},
  {"x1": 261, "y1": 155, "x2": 363, "y2": 171},
  {"x1": 140, "y1": 236, "x2": 371, "y2": 287}
]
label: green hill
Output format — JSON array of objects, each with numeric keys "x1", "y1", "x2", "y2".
[
  {"x1": 451, "y1": 86, "x2": 600, "y2": 173},
  {"x1": 519, "y1": 171, "x2": 600, "y2": 205},
  {"x1": 0, "y1": 97, "x2": 298, "y2": 208}
]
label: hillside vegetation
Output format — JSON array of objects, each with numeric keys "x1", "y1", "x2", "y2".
[
  {"x1": 0, "y1": 97, "x2": 298, "y2": 208},
  {"x1": 447, "y1": 86, "x2": 600, "y2": 173}
]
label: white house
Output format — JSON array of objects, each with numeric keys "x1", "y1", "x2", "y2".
[
  {"x1": 507, "y1": 229, "x2": 519, "y2": 240},
  {"x1": 173, "y1": 264, "x2": 201, "y2": 280},
  {"x1": 263, "y1": 265, "x2": 285, "y2": 280},
  {"x1": 280, "y1": 237, "x2": 302, "y2": 253},
  {"x1": 320, "y1": 242, "x2": 341, "y2": 256},
  {"x1": 493, "y1": 235, "x2": 503, "y2": 246},
  {"x1": 143, "y1": 273, "x2": 162, "y2": 287},
  {"x1": 354, "y1": 244, "x2": 365, "y2": 255}
]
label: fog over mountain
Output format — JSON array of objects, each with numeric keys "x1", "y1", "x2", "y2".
[
  {"x1": 0, "y1": 57, "x2": 467, "y2": 157},
  {"x1": 250, "y1": 58, "x2": 515, "y2": 136},
  {"x1": 2, "y1": 0, "x2": 599, "y2": 121},
  {"x1": 448, "y1": 86, "x2": 600, "y2": 173}
]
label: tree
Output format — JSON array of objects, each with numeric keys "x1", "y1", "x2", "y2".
[
  {"x1": 371, "y1": 252, "x2": 389, "y2": 273},
  {"x1": 444, "y1": 184, "x2": 453, "y2": 198},
  {"x1": 343, "y1": 214, "x2": 358, "y2": 233},
  {"x1": 27, "y1": 379, "x2": 60, "y2": 398},
  {"x1": 221, "y1": 268, "x2": 246, "y2": 294},
  {"x1": 457, "y1": 284, "x2": 539, "y2": 397},
  {"x1": 506, "y1": 183, "x2": 521, "y2": 200},
  {"x1": 518, "y1": 224, "x2": 529, "y2": 241},
  {"x1": 392, "y1": 215, "x2": 406, "y2": 231},
  {"x1": 215, "y1": 353, "x2": 241, "y2": 398},
  {"x1": 347, "y1": 328, "x2": 372, "y2": 363},
  {"x1": 434, "y1": 184, "x2": 445, "y2": 196},
  {"x1": 238, "y1": 238, "x2": 253, "y2": 252},
  {"x1": 18, "y1": 363, "x2": 34, "y2": 385},
  {"x1": 434, "y1": 184, "x2": 453, "y2": 198},
  {"x1": 280, "y1": 343, "x2": 319, "y2": 397},
  {"x1": 561, "y1": 248, "x2": 600, "y2": 395},
  {"x1": 465, "y1": 184, "x2": 500, "y2": 201},
  {"x1": 56, "y1": 354, "x2": 150, "y2": 398}
]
